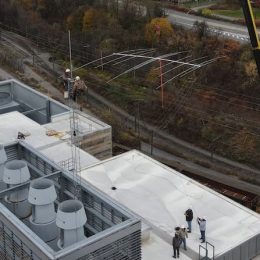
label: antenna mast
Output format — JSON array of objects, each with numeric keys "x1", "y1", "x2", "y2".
[{"x1": 68, "y1": 30, "x2": 82, "y2": 200}]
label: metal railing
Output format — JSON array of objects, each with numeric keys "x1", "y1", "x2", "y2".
[{"x1": 199, "y1": 241, "x2": 215, "y2": 260}]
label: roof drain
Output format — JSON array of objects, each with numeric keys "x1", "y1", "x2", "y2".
[
  {"x1": 0, "y1": 144, "x2": 7, "y2": 190},
  {"x1": 3, "y1": 160, "x2": 31, "y2": 218},
  {"x1": 28, "y1": 179, "x2": 58, "y2": 243},
  {"x1": 56, "y1": 200, "x2": 87, "y2": 249}
]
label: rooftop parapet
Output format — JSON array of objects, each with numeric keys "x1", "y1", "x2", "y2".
[{"x1": 0, "y1": 142, "x2": 141, "y2": 259}]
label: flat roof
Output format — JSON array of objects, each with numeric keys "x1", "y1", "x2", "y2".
[
  {"x1": 39, "y1": 142, "x2": 98, "y2": 170},
  {"x1": 48, "y1": 111, "x2": 110, "y2": 135},
  {"x1": 80, "y1": 150, "x2": 260, "y2": 259},
  {"x1": 142, "y1": 231, "x2": 192, "y2": 260},
  {"x1": 0, "y1": 111, "x2": 99, "y2": 168},
  {"x1": 0, "y1": 79, "x2": 110, "y2": 135}
]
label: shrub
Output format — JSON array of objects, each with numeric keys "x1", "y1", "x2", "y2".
[{"x1": 201, "y1": 8, "x2": 212, "y2": 17}]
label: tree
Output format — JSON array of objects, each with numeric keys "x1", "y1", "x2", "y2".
[
  {"x1": 145, "y1": 18, "x2": 173, "y2": 47},
  {"x1": 217, "y1": 39, "x2": 240, "y2": 61},
  {"x1": 193, "y1": 21, "x2": 209, "y2": 39},
  {"x1": 244, "y1": 61, "x2": 258, "y2": 79},
  {"x1": 82, "y1": 8, "x2": 99, "y2": 31},
  {"x1": 67, "y1": 7, "x2": 85, "y2": 31},
  {"x1": 145, "y1": 66, "x2": 160, "y2": 87}
]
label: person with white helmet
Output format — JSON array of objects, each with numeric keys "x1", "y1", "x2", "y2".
[
  {"x1": 72, "y1": 75, "x2": 87, "y2": 102},
  {"x1": 197, "y1": 216, "x2": 206, "y2": 243},
  {"x1": 179, "y1": 225, "x2": 188, "y2": 250},
  {"x1": 62, "y1": 68, "x2": 71, "y2": 99}
]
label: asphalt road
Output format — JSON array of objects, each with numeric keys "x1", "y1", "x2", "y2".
[{"x1": 166, "y1": 9, "x2": 250, "y2": 42}]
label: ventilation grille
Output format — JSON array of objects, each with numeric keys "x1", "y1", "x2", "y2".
[
  {"x1": 77, "y1": 230, "x2": 141, "y2": 260},
  {"x1": 0, "y1": 221, "x2": 41, "y2": 260},
  {"x1": 5, "y1": 145, "x2": 19, "y2": 162}
]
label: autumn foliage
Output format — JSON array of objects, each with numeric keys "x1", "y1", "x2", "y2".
[{"x1": 145, "y1": 18, "x2": 174, "y2": 46}]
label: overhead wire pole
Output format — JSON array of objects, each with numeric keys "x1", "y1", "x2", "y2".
[{"x1": 159, "y1": 59, "x2": 164, "y2": 109}]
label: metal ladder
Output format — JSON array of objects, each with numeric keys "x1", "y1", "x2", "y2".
[
  {"x1": 67, "y1": 79, "x2": 83, "y2": 200},
  {"x1": 199, "y1": 242, "x2": 215, "y2": 260}
]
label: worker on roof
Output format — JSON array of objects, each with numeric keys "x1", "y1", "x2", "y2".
[
  {"x1": 197, "y1": 216, "x2": 206, "y2": 243},
  {"x1": 184, "y1": 207, "x2": 193, "y2": 233},
  {"x1": 62, "y1": 68, "x2": 71, "y2": 99},
  {"x1": 179, "y1": 225, "x2": 188, "y2": 251},
  {"x1": 72, "y1": 76, "x2": 87, "y2": 103},
  {"x1": 172, "y1": 232, "x2": 182, "y2": 258}
]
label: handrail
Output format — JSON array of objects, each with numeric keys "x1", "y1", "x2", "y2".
[
  {"x1": 199, "y1": 241, "x2": 215, "y2": 260},
  {"x1": 199, "y1": 244, "x2": 208, "y2": 260},
  {"x1": 206, "y1": 241, "x2": 215, "y2": 260}
]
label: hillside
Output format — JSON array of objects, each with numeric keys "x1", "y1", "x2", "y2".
[{"x1": 0, "y1": 0, "x2": 259, "y2": 168}]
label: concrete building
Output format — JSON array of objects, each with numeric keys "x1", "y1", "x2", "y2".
[
  {"x1": 0, "y1": 142, "x2": 141, "y2": 259},
  {"x1": 0, "y1": 78, "x2": 259, "y2": 259},
  {"x1": 0, "y1": 79, "x2": 112, "y2": 160}
]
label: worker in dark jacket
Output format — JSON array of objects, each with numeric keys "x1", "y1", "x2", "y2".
[
  {"x1": 172, "y1": 233, "x2": 182, "y2": 258},
  {"x1": 185, "y1": 207, "x2": 193, "y2": 233},
  {"x1": 172, "y1": 232, "x2": 182, "y2": 258},
  {"x1": 72, "y1": 76, "x2": 87, "y2": 102},
  {"x1": 62, "y1": 68, "x2": 71, "y2": 99},
  {"x1": 197, "y1": 216, "x2": 206, "y2": 243}
]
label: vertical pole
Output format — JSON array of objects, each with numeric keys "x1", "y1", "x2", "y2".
[
  {"x1": 68, "y1": 30, "x2": 73, "y2": 79},
  {"x1": 159, "y1": 59, "x2": 164, "y2": 109},
  {"x1": 150, "y1": 130, "x2": 154, "y2": 155},
  {"x1": 134, "y1": 114, "x2": 137, "y2": 132},
  {"x1": 133, "y1": 58, "x2": 136, "y2": 81},
  {"x1": 46, "y1": 100, "x2": 51, "y2": 123},
  {"x1": 100, "y1": 50, "x2": 103, "y2": 70},
  {"x1": 117, "y1": 0, "x2": 119, "y2": 18},
  {"x1": 138, "y1": 101, "x2": 141, "y2": 150}
]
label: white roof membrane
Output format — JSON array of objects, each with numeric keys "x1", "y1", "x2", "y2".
[
  {"x1": 80, "y1": 150, "x2": 260, "y2": 259},
  {"x1": 0, "y1": 111, "x2": 99, "y2": 168}
]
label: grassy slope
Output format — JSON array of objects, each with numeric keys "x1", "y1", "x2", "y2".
[{"x1": 212, "y1": 8, "x2": 260, "y2": 19}]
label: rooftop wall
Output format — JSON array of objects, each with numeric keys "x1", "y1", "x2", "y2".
[
  {"x1": 0, "y1": 80, "x2": 70, "y2": 124},
  {"x1": 0, "y1": 142, "x2": 141, "y2": 259}
]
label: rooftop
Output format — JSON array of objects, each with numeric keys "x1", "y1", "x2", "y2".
[
  {"x1": 0, "y1": 79, "x2": 112, "y2": 160},
  {"x1": 0, "y1": 142, "x2": 141, "y2": 259},
  {"x1": 0, "y1": 111, "x2": 99, "y2": 169},
  {"x1": 0, "y1": 79, "x2": 70, "y2": 124},
  {"x1": 79, "y1": 150, "x2": 260, "y2": 259}
]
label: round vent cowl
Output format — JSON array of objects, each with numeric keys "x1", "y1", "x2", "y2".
[
  {"x1": 3, "y1": 160, "x2": 30, "y2": 185},
  {"x1": 56, "y1": 200, "x2": 87, "y2": 248},
  {"x1": 28, "y1": 179, "x2": 58, "y2": 242}
]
